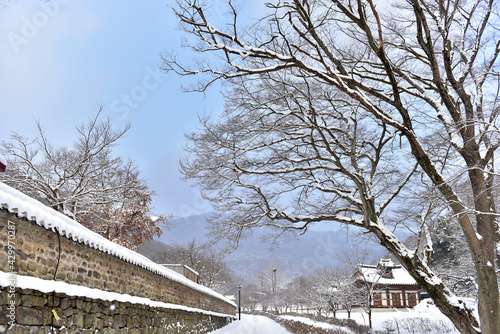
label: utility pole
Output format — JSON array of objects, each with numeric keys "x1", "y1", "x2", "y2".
[
  {"x1": 272, "y1": 268, "x2": 277, "y2": 314},
  {"x1": 237, "y1": 285, "x2": 241, "y2": 320},
  {"x1": 272, "y1": 268, "x2": 277, "y2": 295}
]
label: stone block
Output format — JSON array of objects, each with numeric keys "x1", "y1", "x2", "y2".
[
  {"x1": 60, "y1": 297, "x2": 71, "y2": 310},
  {"x1": 16, "y1": 249, "x2": 28, "y2": 260},
  {"x1": 75, "y1": 311, "x2": 85, "y2": 328},
  {"x1": 19, "y1": 262, "x2": 28, "y2": 273},
  {"x1": 27, "y1": 261, "x2": 37, "y2": 272},
  {"x1": 42, "y1": 308, "x2": 53, "y2": 324},
  {"x1": 16, "y1": 306, "x2": 44, "y2": 325},
  {"x1": 30, "y1": 327, "x2": 46, "y2": 334},
  {"x1": 18, "y1": 289, "x2": 32, "y2": 295},
  {"x1": 116, "y1": 314, "x2": 127, "y2": 328},
  {"x1": 32, "y1": 295, "x2": 46, "y2": 307},
  {"x1": 63, "y1": 306, "x2": 75, "y2": 318},
  {"x1": 48, "y1": 295, "x2": 60, "y2": 307},
  {"x1": 83, "y1": 313, "x2": 94, "y2": 328},
  {"x1": 94, "y1": 317, "x2": 104, "y2": 330},
  {"x1": 47, "y1": 258, "x2": 58, "y2": 267},
  {"x1": 21, "y1": 294, "x2": 32, "y2": 307},
  {"x1": 82, "y1": 301, "x2": 92, "y2": 312},
  {"x1": 131, "y1": 314, "x2": 141, "y2": 327},
  {"x1": 14, "y1": 326, "x2": 30, "y2": 334},
  {"x1": 76, "y1": 299, "x2": 83, "y2": 309},
  {"x1": 36, "y1": 267, "x2": 48, "y2": 276},
  {"x1": 0, "y1": 306, "x2": 10, "y2": 325}
]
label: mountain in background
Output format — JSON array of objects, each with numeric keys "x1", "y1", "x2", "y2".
[{"x1": 139, "y1": 213, "x2": 386, "y2": 281}]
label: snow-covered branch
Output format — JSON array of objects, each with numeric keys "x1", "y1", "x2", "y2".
[
  {"x1": 170, "y1": 1, "x2": 499, "y2": 332},
  {"x1": 1, "y1": 108, "x2": 169, "y2": 250}
]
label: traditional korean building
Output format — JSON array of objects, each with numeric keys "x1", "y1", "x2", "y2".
[
  {"x1": 354, "y1": 259, "x2": 422, "y2": 308},
  {"x1": 0, "y1": 154, "x2": 6, "y2": 172}
]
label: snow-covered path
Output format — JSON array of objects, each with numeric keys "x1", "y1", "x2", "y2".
[{"x1": 208, "y1": 314, "x2": 293, "y2": 334}]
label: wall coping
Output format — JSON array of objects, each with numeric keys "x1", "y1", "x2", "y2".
[
  {"x1": 0, "y1": 181, "x2": 235, "y2": 308},
  {"x1": 0, "y1": 271, "x2": 235, "y2": 318}
]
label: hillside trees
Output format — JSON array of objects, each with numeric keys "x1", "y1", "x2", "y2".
[
  {"x1": 429, "y1": 216, "x2": 477, "y2": 298},
  {"x1": 0, "y1": 109, "x2": 168, "y2": 250},
  {"x1": 253, "y1": 266, "x2": 363, "y2": 317},
  {"x1": 165, "y1": 0, "x2": 500, "y2": 333},
  {"x1": 255, "y1": 261, "x2": 289, "y2": 313},
  {"x1": 152, "y1": 239, "x2": 234, "y2": 292},
  {"x1": 293, "y1": 267, "x2": 362, "y2": 318}
]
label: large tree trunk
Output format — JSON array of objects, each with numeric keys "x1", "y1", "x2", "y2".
[
  {"x1": 467, "y1": 166, "x2": 500, "y2": 334},
  {"x1": 371, "y1": 223, "x2": 481, "y2": 334},
  {"x1": 474, "y1": 245, "x2": 500, "y2": 334},
  {"x1": 167, "y1": 1, "x2": 500, "y2": 332},
  {"x1": 400, "y1": 124, "x2": 499, "y2": 334}
]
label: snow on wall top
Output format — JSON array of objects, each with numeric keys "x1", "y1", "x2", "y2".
[
  {"x1": 0, "y1": 272, "x2": 235, "y2": 319},
  {"x1": 0, "y1": 181, "x2": 236, "y2": 307}
]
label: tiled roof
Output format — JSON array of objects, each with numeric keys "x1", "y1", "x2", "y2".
[{"x1": 356, "y1": 264, "x2": 419, "y2": 286}]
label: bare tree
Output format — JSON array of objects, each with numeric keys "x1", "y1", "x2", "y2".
[
  {"x1": 282, "y1": 267, "x2": 362, "y2": 318},
  {"x1": 340, "y1": 249, "x2": 384, "y2": 329},
  {"x1": 285, "y1": 275, "x2": 310, "y2": 313},
  {"x1": 293, "y1": 269, "x2": 331, "y2": 316},
  {"x1": 254, "y1": 260, "x2": 288, "y2": 313},
  {"x1": 302, "y1": 267, "x2": 354, "y2": 318},
  {"x1": 1, "y1": 109, "x2": 168, "y2": 250},
  {"x1": 426, "y1": 215, "x2": 478, "y2": 298},
  {"x1": 154, "y1": 239, "x2": 233, "y2": 292},
  {"x1": 326, "y1": 269, "x2": 362, "y2": 319},
  {"x1": 165, "y1": 1, "x2": 500, "y2": 333}
]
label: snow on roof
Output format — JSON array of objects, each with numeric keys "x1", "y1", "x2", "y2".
[
  {"x1": 357, "y1": 264, "x2": 418, "y2": 286},
  {"x1": 161, "y1": 264, "x2": 200, "y2": 276},
  {"x1": 378, "y1": 258, "x2": 394, "y2": 267},
  {"x1": 0, "y1": 181, "x2": 235, "y2": 307}
]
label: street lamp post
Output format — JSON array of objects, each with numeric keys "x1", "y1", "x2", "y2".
[
  {"x1": 272, "y1": 268, "x2": 277, "y2": 295},
  {"x1": 237, "y1": 285, "x2": 241, "y2": 320}
]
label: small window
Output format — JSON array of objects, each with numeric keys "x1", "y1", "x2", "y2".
[
  {"x1": 373, "y1": 293, "x2": 383, "y2": 306},
  {"x1": 407, "y1": 293, "x2": 417, "y2": 306},
  {"x1": 392, "y1": 293, "x2": 401, "y2": 307}
]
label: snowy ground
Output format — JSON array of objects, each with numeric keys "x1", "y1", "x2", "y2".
[
  {"x1": 211, "y1": 300, "x2": 463, "y2": 334},
  {"x1": 208, "y1": 314, "x2": 292, "y2": 334},
  {"x1": 342, "y1": 301, "x2": 459, "y2": 333},
  {"x1": 282, "y1": 300, "x2": 461, "y2": 334}
]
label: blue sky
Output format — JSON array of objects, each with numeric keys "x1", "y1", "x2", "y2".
[
  {"x1": 0, "y1": 1, "x2": 264, "y2": 217},
  {"x1": 0, "y1": 0, "x2": 340, "y2": 233}
]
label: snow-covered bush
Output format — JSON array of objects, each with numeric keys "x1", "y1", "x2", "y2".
[{"x1": 383, "y1": 317, "x2": 457, "y2": 334}]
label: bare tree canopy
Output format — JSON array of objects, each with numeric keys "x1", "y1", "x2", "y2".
[
  {"x1": 1, "y1": 109, "x2": 168, "y2": 250},
  {"x1": 152, "y1": 239, "x2": 234, "y2": 293},
  {"x1": 164, "y1": 1, "x2": 500, "y2": 333}
]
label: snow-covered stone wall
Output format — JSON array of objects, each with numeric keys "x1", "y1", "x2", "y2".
[
  {"x1": 1, "y1": 286, "x2": 230, "y2": 333},
  {"x1": 0, "y1": 184, "x2": 236, "y2": 332}
]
